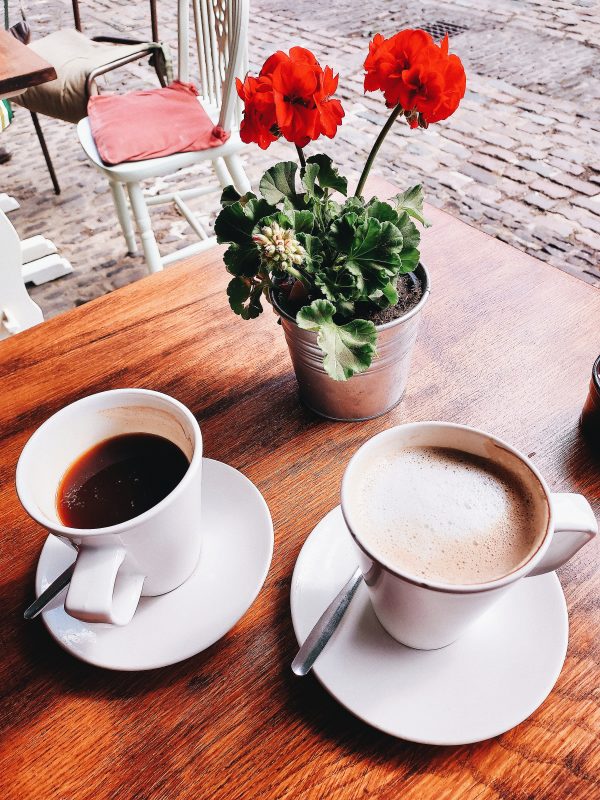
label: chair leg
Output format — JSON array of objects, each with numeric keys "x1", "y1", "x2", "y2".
[
  {"x1": 126, "y1": 182, "x2": 163, "y2": 273},
  {"x1": 109, "y1": 180, "x2": 138, "y2": 255},
  {"x1": 213, "y1": 157, "x2": 232, "y2": 190},
  {"x1": 30, "y1": 112, "x2": 60, "y2": 195},
  {"x1": 224, "y1": 154, "x2": 251, "y2": 195}
]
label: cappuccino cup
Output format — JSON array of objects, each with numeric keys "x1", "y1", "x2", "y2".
[
  {"x1": 16, "y1": 389, "x2": 203, "y2": 626},
  {"x1": 341, "y1": 422, "x2": 597, "y2": 650}
]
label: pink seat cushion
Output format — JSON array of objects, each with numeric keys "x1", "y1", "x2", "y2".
[{"x1": 88, "y1": 81, "x2": 229, "y2": 166}]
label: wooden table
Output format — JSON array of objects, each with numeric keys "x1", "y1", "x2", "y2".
[
  {"x1": 0, "y1": 194, "x2": 598, "y2": 799},
  {"x1": 0, "y1": 29, "x2": 56, "y2": 100}
]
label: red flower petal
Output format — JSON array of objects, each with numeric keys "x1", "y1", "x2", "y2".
[
  {"x1": 272, "y1": 61, "x2": 319, "y2": 98},
  {"x1": 289, "y1": 46, "x2": 319, "y2": 65},
  {"x1": 260, "y1": 51, "x2": 289, "y2": 77}
]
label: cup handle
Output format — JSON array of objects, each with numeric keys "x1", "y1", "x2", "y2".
[
  {"x1": 65, "y1": 545, "x2": 145, "y2": 625},
  {"x1": 528, "y1": 493, "x2": 598, "y2": 577}
]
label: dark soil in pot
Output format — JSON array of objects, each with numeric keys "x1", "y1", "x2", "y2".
[
  {"x1": 273, "y1": 269, "x2": 425, "y2": 324},
  {"x1": 359, "y1": 272, "x2": 424, "y2": 325}
]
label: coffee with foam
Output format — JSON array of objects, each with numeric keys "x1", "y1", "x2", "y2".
[{"x1": 350, "y1": 445, "x2": 546, "y2": 585}]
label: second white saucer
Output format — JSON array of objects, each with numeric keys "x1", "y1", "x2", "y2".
[
  {"x1": 36, "y1": 458, "x2": 274, "y2": 670},
  {"x1": 291, "y1": 506, "x2": 568, "y2": 745}
]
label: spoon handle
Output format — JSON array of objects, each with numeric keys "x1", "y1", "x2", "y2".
[
  {"x1": 291, "y1": 567, "x2": 363, "y2": 676},
  {"x1": 24, "y1": 564, "x2": 74, "y2": 620}
]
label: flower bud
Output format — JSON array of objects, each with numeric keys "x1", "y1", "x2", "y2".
[{"x1": 253, "y1": 221, "x2": 307, "y2": 276}]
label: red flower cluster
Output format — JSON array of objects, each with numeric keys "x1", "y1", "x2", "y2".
[
  {"x1": 364, "y1": 29, "x2": 466, "y2": 127},
  {"x1": 236, "y1": 47, "x2": 344, "y2": 149}
]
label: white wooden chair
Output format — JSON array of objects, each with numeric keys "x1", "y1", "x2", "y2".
[
  {"x1": 12, "y1": 0, "x2": 173, "y2": 195},
  {"x1": 0, "y1": 211, "x2": 44, "y2": 340},
  {"x1": 76, "y1": 0, "x2": 251, "y2": 274}
]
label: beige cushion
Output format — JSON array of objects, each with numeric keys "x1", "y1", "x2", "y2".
[{"x1": 13, "y1": 29, "x2": 151, "y2": 123}]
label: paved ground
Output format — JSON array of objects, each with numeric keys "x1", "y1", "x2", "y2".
[{"x1": 2, "y1": 0, "x2": 599, "y2": 319}]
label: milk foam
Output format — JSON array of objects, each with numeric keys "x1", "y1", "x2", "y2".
[{"x1": 351, "y1": 445, "x2": 545, "y2": 585}]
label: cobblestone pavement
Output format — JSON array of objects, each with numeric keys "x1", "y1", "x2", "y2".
[{"x1": 2, "y1": 0, "x2": 599, "y2": 319}]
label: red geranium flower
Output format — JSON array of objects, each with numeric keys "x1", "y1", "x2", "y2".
[
  {"x1": 364, "y1": 29, "x2": 435, "y2": 109},
  {"x1": 364, "y1": 29, "x2": 466, "y2": 126},
  {"x1": 236, "y1": 74, "x2": 278, "y2": 150},
  {"x1": 236, "y1": 47, "x2": 344, "y2": 149}
]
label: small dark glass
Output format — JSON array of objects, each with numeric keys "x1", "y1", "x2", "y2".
[{"x1": 580, "y1": 355, "x2": 600, "y2": 446}]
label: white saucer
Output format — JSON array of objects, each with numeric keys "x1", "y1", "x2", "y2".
[
  {"x1": 290, "y1": 507, "x2": 568, "y2": 745},
  {"x1": 36, "y1": 458, "x2": 274, "y2": 670}
]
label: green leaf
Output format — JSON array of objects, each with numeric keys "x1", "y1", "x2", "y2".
[
  {"x1": 392, "y1": 184, "x2": 430, "y2": 227},
  {"x1": 227, "y1": 276, "x2": 251, "y2": 312},
  {"x1": 214, "y1": 195, "x2": 276, "y2": 245},
  {"x1": 323, "y1": 210, "x2": 406, "y2": 307},
  {"x1": 396, "y1": 210, "x2": 420, "y2": 250},
  {"x1": 227, "y1": 277, "x2": 264, "y2": 320},
  {"x1": 305, "y1": 154, "x2": 348, "y2": 196},
  {"x1": 326, "y1": 198, "x2": 343, "y2": 218},
  {"x1": 296, "y1": 299, "x2": 377, "y2": 381},
  {"x1": 282, "y1": 194, "x2": 312, "y2": 213},
  {"x1": 335, "y1": 299, "x2": 356, "y2": 319},
  {"x1": 396, "y1": 210, "x2": 421, "y2": 273},
  {"x1": 259, "y1": 162, "x2": 299, "y2": 205},
  {"x1": 223, "y1": 243, "x2": 261, "y2": 278},
  {"x1": 341, "y1": 196, "x2": 365, "y2": 214},
  {"x1": 399, "y1": 248, "x2": 420, "y2": 273},
  {"x1": 220, "y1": 185, "x2": 241, "y2": 207},
  {"x1": 285, "y1": 209, "x2": 314, "y2": 234},
  {"x1": 345, "y1": 218, "x2": 403, "y2": 276},
  {"x1": 302, "y1": 162, "x2": 323, "y2": 199},
  {"x1": 381, "y1": 281, "x2": 399, "y2": 305},
  {"x1": 366, "y1": 199, "x2": 399, "y2": 224},
  {"x1": 296, "y1": 233, "x2": 322, "y2": 272},
  {"x1": 314, "y1": 265, "x2": 359, "y2": 304},
  {"x1": 258, "y1": 209, "x2": 314, "y2": 235},
  {"x1": 329, "y1": 212, "x2": 360, "y2": 251}
]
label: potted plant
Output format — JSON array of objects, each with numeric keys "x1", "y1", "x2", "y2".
[{"x1": 215, "y1": 30, "x2": 466, "y2": 420}]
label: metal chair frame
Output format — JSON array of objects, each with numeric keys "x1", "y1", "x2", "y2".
[{"x1": 27, "y1": 0, "x2": 169, "y2": 194}]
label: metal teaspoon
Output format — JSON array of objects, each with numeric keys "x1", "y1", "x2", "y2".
[
  {"x1": 291, "y1": 567, "x2": 363, "y2": 676},
  {"x1": 23, "y1": 564, "x2": 74, "y2": 620}
]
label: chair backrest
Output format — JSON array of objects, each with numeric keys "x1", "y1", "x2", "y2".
[
  {"x1": 177, "y1": 0, "x2": 249, "y2": 131},
  {"x1": 0, "y1": 212, "x2": 44, "y2": 340}
]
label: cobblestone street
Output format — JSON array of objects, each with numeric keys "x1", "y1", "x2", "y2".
[{"x1": 2, "y1": 0, "x2": 600, "y2": 318}]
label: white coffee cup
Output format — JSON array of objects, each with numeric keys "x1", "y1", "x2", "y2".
[
  {"x1": 341, "y1": 422, "x2": 598, "y2": 650},
  {"x1": 17, "y1": 389, "x2": 203, "y2": 626}
]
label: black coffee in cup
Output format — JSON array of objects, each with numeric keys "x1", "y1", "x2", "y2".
[{"x1": 57, "y1": 433, "x2": 189, "y2": 528}]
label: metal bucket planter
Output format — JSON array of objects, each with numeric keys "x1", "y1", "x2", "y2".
[{"x1": 273, "y1": 263, "x2": 430, "y2": 421}]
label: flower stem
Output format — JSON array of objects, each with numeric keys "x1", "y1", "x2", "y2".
[
  {"x1": 296, "y1": 145, "x2": 306, "y2": 171},
  {"x1": 355, "y1": 104, "x2": 403, "y2": 198}
]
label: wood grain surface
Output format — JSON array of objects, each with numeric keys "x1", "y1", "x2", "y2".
[
  {"x1": 0, "y1": 186, "x2": 598, "y2": 800},
  {"x1": 0, "y1": 30, "x2": 56, "y2": 96}
]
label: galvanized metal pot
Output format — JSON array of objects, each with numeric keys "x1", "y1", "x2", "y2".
[{"x1": 272, "y1": 263, "x2": 430, "y2": 421}]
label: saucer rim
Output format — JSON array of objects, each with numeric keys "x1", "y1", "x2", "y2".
[
  {"x1": 36, "y1": 457, "x2": 274, "y2": 671},
  {"x1": 290, "y1": 505, "x2": 568, "y2": 746}
]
